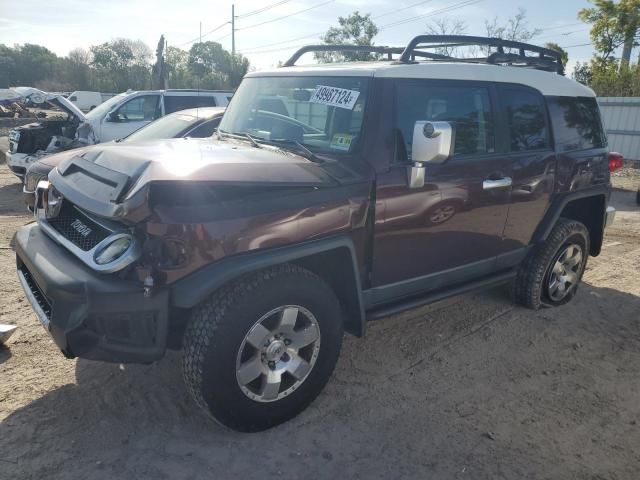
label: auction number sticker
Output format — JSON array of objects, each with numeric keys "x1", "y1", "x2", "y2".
[{"x1": 310, "y1": 85, "x2": 360, "y2": 110}]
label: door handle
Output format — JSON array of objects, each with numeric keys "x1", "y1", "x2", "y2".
[{"x1": 483, "y1": 177, "x2": 512, "y2": 190}]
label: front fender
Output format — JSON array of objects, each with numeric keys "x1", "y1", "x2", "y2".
[{"x1": 169, "y1": 234, "x2": 366, "y2": 336}]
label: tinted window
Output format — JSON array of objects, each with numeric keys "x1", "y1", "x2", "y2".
[
  {"x1": 114, "y1": 95, "x2": 161, "y2": 122},
  {"x1": 502, "y1": 88, "x2": 549, "y2": 152},
  {"x1": 123, "y1": 112, "x2": 196, "y2": 142},
  {"x1": 395, "y1": 82, "x2": 495, "y2": 161},
  {"x1": 164, "y1": 95, "x2": 216, "y2": 114},
  {"x1": 547, "y1": 96, "x2": 606, "y2": 151},
  {"x1": 186, "y1": 117, "x2": 222, "y2": 137}
]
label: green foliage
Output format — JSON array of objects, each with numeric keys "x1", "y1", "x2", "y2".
[
  {"x1": 544, "y1": 42, "x2": 569, "y2": 67},
  {"x1": 572, "y1": 59, "x2": 640, "y2": 96},
  {"x1": 0, "y1": 38, "x2": 248, "y2": 93},
  {"x1": 579, "y1": 0, "x2": 640, "y2": 62},
  {"x1": 317, "y1": 11, "x2": 379, "y2": 62}
]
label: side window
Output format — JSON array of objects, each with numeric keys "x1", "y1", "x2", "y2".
[
  {"x1": 547, "y1": 96, "x2": 606, "y2": 152},
  {"x1": 186, "y1": 117, "x2": 221, "y2": 138},
  {"x1": 395, "y1": 82, "x2": 495, "y2": 161},
  {"x1": 502, "y1": 88, "x2": 549, "y2": 152},
  {"x1": 164, "y1": 95, "x2": 217, "y2": 114},
  {"x1": 115, "y1": 95, "x2": 161, "y2": 122}
]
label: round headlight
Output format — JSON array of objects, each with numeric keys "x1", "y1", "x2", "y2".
[{"x1": 94, "y1": 236, "x2": 132, "y2": 265}]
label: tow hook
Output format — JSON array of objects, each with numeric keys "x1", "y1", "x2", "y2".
[{"x1": 143, "y1": 274, "x2": 155, "y2": 298}]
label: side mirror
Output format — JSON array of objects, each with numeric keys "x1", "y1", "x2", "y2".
[
  {"x1": 107, "y1": 111, "x2": 119, "y2": 122},
  {"x1": 407, "y1": 121, "x2": 454, "y2": 189}
]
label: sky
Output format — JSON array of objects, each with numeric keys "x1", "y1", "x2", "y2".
[{"x1": 0, "y1": 0, "x2": 598, "y2": 72}]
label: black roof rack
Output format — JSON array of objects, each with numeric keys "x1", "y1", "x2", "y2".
[{"x1": 283, "y1": 35, "x2": 564, "y2": 74}]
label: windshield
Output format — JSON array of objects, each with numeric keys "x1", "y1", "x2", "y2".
[
  {"x1": 123, "y1": 112, "x2": 197, "y2": 142},
  {"x1": 219, "y1": 76, "x2": 370, "y2": 156},
  {"x1": 85, "y1": 92, "x2": 127, "y2": 121}
]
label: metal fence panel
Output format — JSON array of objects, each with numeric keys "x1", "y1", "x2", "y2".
[{"x1": 598, "y1": 97, "x2": 640, "y2": 160}]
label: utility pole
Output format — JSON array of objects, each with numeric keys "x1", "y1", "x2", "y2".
[{"x1": 231, "y1": 4, "x2": 236, "y2": 56}]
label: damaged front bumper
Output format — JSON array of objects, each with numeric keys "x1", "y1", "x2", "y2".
[{"x1": 15, "y1": 223, "x2": 170, "y2": 364}]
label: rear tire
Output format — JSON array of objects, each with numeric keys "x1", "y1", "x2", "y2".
[
  {"x1": 513, "y1": 218, "x2": 590, "y2": 310},
  {"x1": 182, "y1": 264, "x2": 343, "y2": 432}
]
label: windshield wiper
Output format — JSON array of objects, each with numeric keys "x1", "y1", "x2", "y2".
[
  {"x1": 269, "y1": 138, "x2": 321, "y2": 163},
  {"x1": 218, "y1": 129, "x2": 262, "y2": 148},
  {"x1": 243, "y1": 132, "x2": 262, "y2": 148}
]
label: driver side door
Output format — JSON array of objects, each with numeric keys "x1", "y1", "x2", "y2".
[
  {"x1": 370, "y1": 80, "x2": 513, "y2": 301},
  {"x1": 101, "y1": 94, "x2": 162, "y2": 141}
]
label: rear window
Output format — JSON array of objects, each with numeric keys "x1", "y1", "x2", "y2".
[
  {"x1": 502, "y1": 87, "x2": 550, "y2": 152},
  {"x1": 547, "y1": 96, "x2": 606, "y2": 152},
  {"x1": 164, "y1": 95, "x2": 217, "y2": 114}
]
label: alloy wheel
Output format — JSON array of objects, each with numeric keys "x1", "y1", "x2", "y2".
[
  {"x1": 236, "y1": 305, "x2": 321, "y2": 402},
  {"x1": 547, "y1": 243, "x2": 583, "y2": 302}
]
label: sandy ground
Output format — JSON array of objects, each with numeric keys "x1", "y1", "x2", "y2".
[{"x1": 0, "y1": 155, "x2": 639, "y2": 480}]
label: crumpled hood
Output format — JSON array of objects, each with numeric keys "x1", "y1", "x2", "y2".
[
  {"x1": 49, "y1": 137, "x2": 341, "y2": 219},
  {"x1": 13, "y1": 87, "x2": 87, "y2": 123}
]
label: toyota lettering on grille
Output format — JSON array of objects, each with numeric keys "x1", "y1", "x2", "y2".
[{"x1": 70, "y1": 219, "x2": 92, "y2": 237}]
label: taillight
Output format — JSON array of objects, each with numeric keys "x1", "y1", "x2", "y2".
[{"x1": 608, "y1": 152, "x2": 624, "y2": 173}]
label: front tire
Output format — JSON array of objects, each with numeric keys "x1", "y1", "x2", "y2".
[
  {"x1": 182, "y1": 264, "x2": 343, "y2": 432},
  {"x1": 513, "y1": 218, "x2": 590, "y2": 310}
]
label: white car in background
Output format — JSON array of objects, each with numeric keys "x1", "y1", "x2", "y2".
[
  {"x1": 67, "y1": 91, "x2": 116, "y2": 111},
  {"x1": 6, "y1": 88, "x2": 233, "y2": 179}
]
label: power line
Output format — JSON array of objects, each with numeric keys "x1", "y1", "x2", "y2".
[
  {"x1": 378, "y1": 0, "x2": 483, "y2": 31},
  {"x1": 240, "y1": 31, "x2": 326, "y2": 53},
  {"x1": 535, "y1": 27, "x2": 590, "y2": 41},
  {"x1": 241, "y1": 0, "x2": 483, "y2": 55},
  {"x1": 537, "y1": 22, "x2": 584, "y2": 33},
  {"x1": 237, "y1": 0, "x2": 293, "y2": 19},
  {"x1": 179, "y1": 21, "x2": 230, "y2": 47},
  {"x1": 373, "y1": 0, "x2": 435, "y2": 19},
  {"x1": 236, "y1": 0, "x2": 336, "y2": 31}
]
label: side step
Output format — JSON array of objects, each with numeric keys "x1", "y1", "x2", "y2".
[{"x1": 366, "y1": 270, "x2": 516, "y2": 321}]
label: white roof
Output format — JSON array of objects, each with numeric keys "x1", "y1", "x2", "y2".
[{"x1": 248, "y1": 61, "x2": 595, "y2": 98}]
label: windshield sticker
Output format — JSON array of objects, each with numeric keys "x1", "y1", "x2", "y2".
[
  {"x1": 330, "y1": 133, "x2": 354, "y2": 151},
  {"x1": 310, "y1": 85, "x2": 360, "y2": 110}
]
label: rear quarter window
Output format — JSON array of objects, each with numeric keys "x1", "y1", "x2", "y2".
[
  {"x1": 501, "y1": 87, "x2": 550, "y2": 152},
  {"x1": 547, "y1": 96, "x2": 606, "y2": 152}
]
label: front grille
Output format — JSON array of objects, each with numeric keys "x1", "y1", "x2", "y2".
[
  {"x1": 19, "y1": 265, "x2": 52, "y2": 320},
  {"x1": 48, "y1": 201, "x2": 111, "y2": 251}
]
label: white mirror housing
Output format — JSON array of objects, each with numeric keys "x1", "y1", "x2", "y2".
[{"x1": 411, "y1": 121, "x2": 454, "y2": 164}]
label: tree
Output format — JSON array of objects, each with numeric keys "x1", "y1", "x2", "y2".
[
  {"x1": 12, "y1": 44, "x2": 59, "y2": 86},
  {"x1": 317, "y1": 11, "x2": 379, "y2": 62},
  {"x1": 185, "y1": 41, "x2": 248, "y2": 89},
  {"x1": 573, "y1": 61, "x2": 594, "y2": 86},
  {"x1": 426, "y1": 18, "x2": 467, "y2": 56},
  {"x1": 66, "y1": 48, "x2": 92, "y2": 90},
  {"x1": 90, "y1": 38, "x2": 152, "y2": 91},
  {"x1": 579, "y1": 0, "x2": 640, "y2": 65},
  {"x1": 485, "y1": 8, "x2": 541, "y2": 42},
  {"x1": 545, "y1": 42, "x2": 569, "y2": 67},
  {"x1": 0, "y1": 45, "x2": 16, "y2": 88},
  {"x1": 152, "y1": 35, "x2": 168, "y2": 90},
  {"x1": 166, "y1": 46, "x2": 190, "y2": 87}
]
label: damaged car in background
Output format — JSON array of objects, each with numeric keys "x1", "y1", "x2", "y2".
[
  {"x1": 6, "y1": 88, "x2": 232, "y2": 180},
  {"x1": 6, "y1": 88, "x2": 95, "y2": 179}
]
